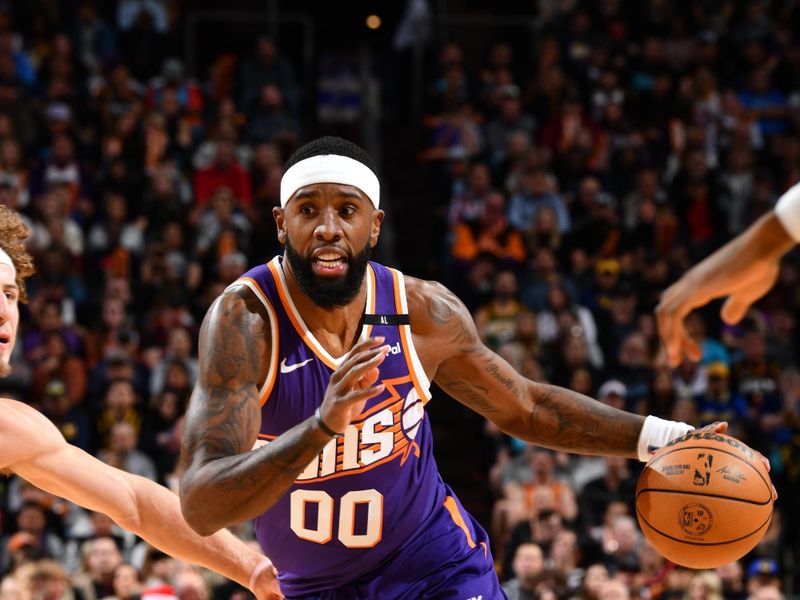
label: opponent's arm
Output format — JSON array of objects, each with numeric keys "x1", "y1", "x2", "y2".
[
  {"x1": 413, "y1": 280, "x2": 647, "y2": 458},
  {"x1": 179, "y1": 287, "x2": 388, "y2": 534},
  {"x1": 5, "y1": 404, "x2": 282, "y2": 599},
  {"x1": 657, "y1": 210, "x2": 794, "y2": 367}
]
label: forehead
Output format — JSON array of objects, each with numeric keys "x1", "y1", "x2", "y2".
[{"x1": 289, "y1": 182, "x2": 371, "y2": 205}]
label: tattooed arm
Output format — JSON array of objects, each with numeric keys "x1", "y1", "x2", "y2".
[
  {"x1": 180, "y1": 286, "x2": 388, "y2": 534},
  {"x1": 179, "y1": 286, "x2": 330, "y2": 534},
  {"x1": 409, "y1": 279, "x2": 644, "y2": 457}
]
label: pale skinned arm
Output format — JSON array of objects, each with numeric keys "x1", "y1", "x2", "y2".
[
  {"x1": 3, "y1": 403, "x2": 282, "y2": 599},
  {"x1": 656, "y1": 212, "x2": 795, "y2": 367}
]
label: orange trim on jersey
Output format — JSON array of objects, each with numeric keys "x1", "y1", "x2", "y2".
[
  {"x1": 364, "y1": 264, "x2": 377, "y2": 338},
  {"x1": 239, "y1": 276, "x2": 279, "y2": 405},
  {"x1": 267, "y1": 259, "x2": 340, "y2": 371},
  {"x1": 388, "y1": 268, "x2": 428, "y2": 404},
  {"x1": 444, "y1": 496, "x2": 477, "y2": 550}
]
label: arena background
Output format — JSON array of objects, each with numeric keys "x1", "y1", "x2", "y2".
[{"x1": 0, "y1": 0, "x2": 798, "y2": 598}]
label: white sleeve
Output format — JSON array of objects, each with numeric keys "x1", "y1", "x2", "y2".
[{"x1": 774, "y1": 181, "x2": 800, "y2": 242}]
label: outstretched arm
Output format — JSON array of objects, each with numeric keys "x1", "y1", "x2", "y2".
[
  {"x1": 412, "y1": 280, "x2": 648, "y2": 458},
  {"x1": 4, "y1": 403, "x2": 282, "y2": 599},
  {"x1": 179, "y1": 286, "x2": 388, "y2": 534},
  {"x1": 656, "y1": 210, "x2": 795, "y2": 367}
]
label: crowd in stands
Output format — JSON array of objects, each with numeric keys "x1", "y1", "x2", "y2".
[
  {"x1": 416, "y1": 1, "x2": 800, "y2": 599},
  {"x1": 0, "y1": 1, "x2": 797, "y2": 599}
]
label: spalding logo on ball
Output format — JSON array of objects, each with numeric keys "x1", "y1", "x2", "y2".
[{"x1": 635, "y1": 432, "x2": 774, "y2": 569}]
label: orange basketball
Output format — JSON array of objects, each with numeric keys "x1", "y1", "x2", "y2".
[{"x1": 635, "y1": 432, "x2": 774, "y2": 569}]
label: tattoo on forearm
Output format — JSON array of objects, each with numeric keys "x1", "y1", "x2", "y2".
[{"x1": 527, "y1": 384, "x2": 640, "y2": 455}]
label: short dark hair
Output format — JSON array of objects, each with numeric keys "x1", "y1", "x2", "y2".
[{"x1": 283, "y1": 136, "x2": 377, "y2": 176}]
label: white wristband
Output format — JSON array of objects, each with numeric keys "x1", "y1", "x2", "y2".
[
  {"x1": 637, "y1": 415, "x2": 694, "y2": 462},
  {"x1": 775, "y1": 180, "x2": 800, "y2": 242}
]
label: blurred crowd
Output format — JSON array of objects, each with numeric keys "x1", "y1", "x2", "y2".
[
  {"x1": 0, "y1": 0, "x2": 798, "y2": 599},
  {"x1": 416, "y1": 1, "x2": 800, "y2": 599}
]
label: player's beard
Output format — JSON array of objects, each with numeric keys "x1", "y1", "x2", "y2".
[
  {"x1": 284, "y1": 239, "x2": 371, "y2": 310},
  {"x1": 0, "y1": 359, "x2": 10, "y2": 377}
]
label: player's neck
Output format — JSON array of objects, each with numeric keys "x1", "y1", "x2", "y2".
[{"x1": 282, "y1": 263, "x2": 367, "y2": 352}]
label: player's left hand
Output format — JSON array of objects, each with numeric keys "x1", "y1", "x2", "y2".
[{"x1": 249, "y1": 560, "x2": 283, "y2": 600}]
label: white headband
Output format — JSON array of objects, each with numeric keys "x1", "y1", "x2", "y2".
[
  {"x1": 280, "y1": 154, "x2": 380, "y2": 209},
  {"x1": 0, "y1": 246, "x2": 15, "y2": 278}
]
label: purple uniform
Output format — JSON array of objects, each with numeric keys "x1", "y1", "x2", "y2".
[{"x1": 232, "y1": 257, "x2": 503, "y2": 599}]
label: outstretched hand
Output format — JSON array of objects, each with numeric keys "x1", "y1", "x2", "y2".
[
  {"x1": 656, "y1": 253, "x2": 781, "y2": 368},
  {"x1": 656, "y1": 212, "x2": 793, "y2": 368}
]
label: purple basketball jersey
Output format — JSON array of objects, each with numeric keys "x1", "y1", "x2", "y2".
[{"x1": 232, "y1": 257, "x2": 479, "y2": 596}]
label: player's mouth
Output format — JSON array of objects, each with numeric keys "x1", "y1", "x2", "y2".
[
  {"x1": 0, "y1": 333, "x2": 10, "y2": 349},
  {"x1": 311, "y1": 250, "x2": 348, "y2": 276}
]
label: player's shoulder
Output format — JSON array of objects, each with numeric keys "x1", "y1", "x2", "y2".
[
  {"x1": 403, "y1": 275, "x2": 472, "y2": 332},
  {"x1": 0, "y1": 398, "x2": 63, "y2": 469},
  {"x1": 208, "y1": 279, "x2": 270, "y2": 323}
]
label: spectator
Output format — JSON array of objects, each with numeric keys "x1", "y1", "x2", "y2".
[
  {"x1": 192, "y1": 134, "x2": 252, "y2": 207},
  {"x1": 239, "y1": 36, "x2": 299, "y2": 119},
  {"x1": 94, "y1": 378, "x2": 142, "y2": 451},
  {"x1": 72, "y1": 537, "x2": 123, "y2": 600},
  {"x1": 97, "y1": 422, "x2": 157, "y2": 481},
  {"x1": 502, "y1": 542, "x2": 544, "y2": 597},
  {"x1": 473, "y1": 270, "x2": 529, "y2": 350},
  {"x1": 507, "y1": 168, "x2": 570, "y2": 235},
  {"x1": 111, "y1": 563, "x2": 142, "y2": 600},
  {"x1": 579, "y1": 456, "x2": 637, "y2": 530},
  {"x1": 450, "y1": 192, "x2": 526, "y2": 270}
]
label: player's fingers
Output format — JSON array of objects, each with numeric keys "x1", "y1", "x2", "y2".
[
  {"x1": 655, "y1": 302, "x2": 689, "y2": 368},
  {"x1": 353, "y1": 365, "x2": 380, "y2": 390},
  {"x1": 341, "y1": 382, "x2": 386, "y2": 405},
  {"x1": 720, "y1": 294, "x2": 755, "y2": 324},
  {"x1": 337, "y1": 347, "x2": 389, "y2": 387},
  {"x1": 682, "y1": 336, "x2": 702, "y2": 363},
  {"x1": 330, "y1": 344, "x2": 387, "y2": 384},
  {"x1": 710, "y1": 421, "x2": 728, "y2": 434}
]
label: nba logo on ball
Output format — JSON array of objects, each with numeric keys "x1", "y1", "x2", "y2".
[{"x1": 636, "y1": 433, "x2": 774, "y2": 569}]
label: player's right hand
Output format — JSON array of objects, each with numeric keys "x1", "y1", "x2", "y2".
[{"x1": 317, "y1": 336, "x2": 389, "y2": 435}]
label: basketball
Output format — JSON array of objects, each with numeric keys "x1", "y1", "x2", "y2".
[{"x1": 635, "y1": 432, "x2": 774, "y2": 569}]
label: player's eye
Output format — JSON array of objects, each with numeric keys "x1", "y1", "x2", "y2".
[{"x1": 340, "y1": 204, "x2": 356, "y2": 216}]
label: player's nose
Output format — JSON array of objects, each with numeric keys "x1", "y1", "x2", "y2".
[{"x1": 314, "y1": 209, "x2": 343, "y2": 241}]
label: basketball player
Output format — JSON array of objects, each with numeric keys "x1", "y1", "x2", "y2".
[
  {"x1": 657, "y1": 182, "x2": 800, "y2": 367},
  {"x1": 179, "y1": 137, "x2": 713, "y2": 598},
  {"x1": 0, "y1": 206, "x2": 282, "y2": 600}
]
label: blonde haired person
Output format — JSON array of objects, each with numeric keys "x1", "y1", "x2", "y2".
[{"x1": 0, "y1": 205, "x2": 281, "y2": 599}]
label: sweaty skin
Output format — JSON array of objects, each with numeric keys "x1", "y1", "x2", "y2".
[{"x1": 179, "y1": 182, "x2": 651, "y2": 535}]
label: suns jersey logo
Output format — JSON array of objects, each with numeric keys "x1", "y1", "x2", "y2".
[{"x1": 253, "y1": 376, "x2": 425, "y2": 482}]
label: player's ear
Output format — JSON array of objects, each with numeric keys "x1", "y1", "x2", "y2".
[
  {"x1": 370, "y1": 209, "x2": 384, "y2": 248},
  {"x1": 273, "y1": 206, "x2": 287, "y2": 245}
]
